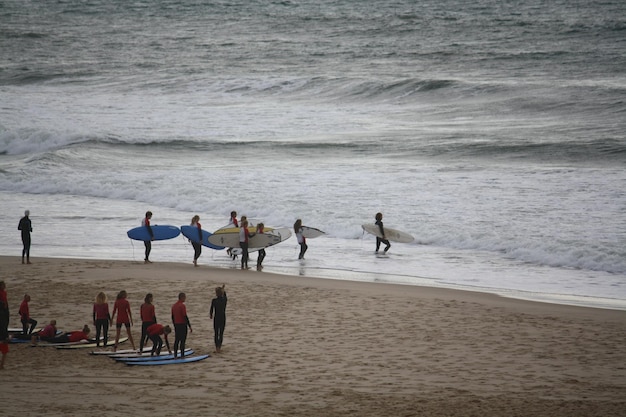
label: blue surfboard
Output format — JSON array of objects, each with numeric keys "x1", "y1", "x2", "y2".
[
  {"x1": 180, "y1": 225, "x2": 225, "y2": 250},
  {"x1": 114, "y1": 349, "x2": 193, "y2": 362},
  {"x1": 124, "y1": 353, "x2": 210, "y2": 366},
  {"x1": 127, "y1": 225, "x2": 180, "y2": 241}
]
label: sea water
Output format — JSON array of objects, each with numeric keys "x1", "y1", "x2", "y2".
[{"x1": 1, "y1": 0, "x2": 625, "y2": 310}]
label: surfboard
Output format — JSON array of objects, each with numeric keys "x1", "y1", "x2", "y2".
[
  {"x1": 361, "y1": 223, "x2": 414, "y2": 243},
  {"x1": 54, "y1": 337, "x2": 128, "y2": 349},
  {"x1": 208, "y1": 227, "x2": 292, "y2": 249},
  {"x1": 180, "y1": 225, "x2": 225, "y2": 250},
  {"x1": 301, "y1": 226, "x2": 326, "y2": 239},
  {"x1": 127, "y1": 225, "x2": 180, "y2": 241},
  {"x1": 115, "y1": 349, "x2": 194, "y2": 362},
  {"x1": 8, "y1": 327, "x2": 42, "y2": 334},
  {"x1": 214, "y1": 225, "x2": 274, "y2": 234},
  {"x1": 124, "y1": 353, "x2": 210, "y2": 366},
  {"x1": 91, "y1": 346, "x2": 153, "y2": 356}
]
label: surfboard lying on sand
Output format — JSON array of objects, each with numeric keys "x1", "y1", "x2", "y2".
[
  {"x1": 91, "y1": 346, "x2": 153, "y2": 356},
  {"x1": 124, "y1": 353, "x2": 210, "y2": 366},
  {"x1": 208, "y1": 227, "x2": 292, "y2": 249},
  {"x1": 180, "y1": 225, "x2": 225, "y2": 250},
  {"x1": 361, "y1": 223, "x2": 414, "y2": 243},
  {"x1": 301, "y1": 226, "x2": 326, "y2": 239},
  {"x1": 55, "y1": 337, "x2": 128, "y2": 349},
  {"x1": 114, "y1": 349, "x2": 194, "y2": 362},
  {"x1": 8, "y1": 327, "x2": 42, "y2": 334},
  {"x1": 127, "y1": 225, "x2": 180, "y2": 241}
]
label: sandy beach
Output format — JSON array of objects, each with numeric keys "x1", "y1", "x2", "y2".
[{"x1": 1, "y1": 256, "x2": 624, "y2": 417}]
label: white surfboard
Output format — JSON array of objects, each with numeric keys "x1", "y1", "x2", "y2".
[
  {"x1": 301, "y1": 226, "x2": 326, "y2": 239},
  {"x1": 208, "y1": 227, "x2": 292, "y2": 249},
  {"x1": 361, "y1": 223, "x2": 414, "y2": 243}
]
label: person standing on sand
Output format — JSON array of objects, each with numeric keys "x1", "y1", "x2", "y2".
[
  {"x1": 0, "y1": 336, "x2": 8, "y2": 370},
  {"x1": 375, "y1": 212, "x2": 391, "y2": 254},
  {"x1": 142, "y1": 211, "x2": 154, "y2": 263},
  {"x1": 190, "y1": 215, "x2": 202, "y2": 267},
  {"x1": 0, "y1": 281, "x2": 9, "y2": 346},
  {"x1": 239, "y1": 219, "x2": 254, "y2": 270},
  {"x1": 139, "y1": 293, "x2": 156, "y2": 353},
  {"x1": 294, "y1": 219, "x2": 307, "y2": 260},
  {"x1": 209, "y1": 284, "x2": 227, "y2": 353},
  {"x1": 18, "y1": 210, "x2": 33, "y2": 264},
  {"x1": 19, "y1": 294, "x2": 38, "y2": 335},
  {"x1": 93, "y1": 292, "x2": 111, "y2": 348},
  {"x1": 171, "y1": 292, "x2": 192, "y2": 358},
  {"x1": 111, "y1": 290, "x2": 135, "y2": 352}
]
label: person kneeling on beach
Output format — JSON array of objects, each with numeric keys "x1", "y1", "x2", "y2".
[
  {"x1": 147, "y1": 323, "x2": 172, "y2": 356},
  {"x1": 30, "y1": 320, "x2": 58, "y2": 346}
]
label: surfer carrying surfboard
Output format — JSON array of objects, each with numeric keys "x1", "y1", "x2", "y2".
[
  {"x1": 294, "y1": 219, "x2": 308, "y2": 260},
  {"x1": 190, "y1": 215, "x2": 202, "y2": 267},
  {"x1": 375, "y1": 212, "x2": 391, "y2": 254},
  {"x1": 142, "y1": 211, "x2": 154, "y2": 263},
  {"x1": 239, "y1": 220, "x2": 254, "y2": 270}
]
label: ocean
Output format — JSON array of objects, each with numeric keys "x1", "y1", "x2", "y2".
[{"x1": 1, "y1": 0, "x2": 625, "y2": 310}]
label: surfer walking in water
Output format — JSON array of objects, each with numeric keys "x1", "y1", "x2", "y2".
[
  {"x1": 142, "y1": 211, "x2": 154, "y2": 263},
  {"x1": 239, "y1": 220, "x2": 254, "y2": 270},
  {"x1": 190, "y1": 215, "x2": 202, "y2": 267},
  {"x1": 294, "y1": 219, "x2": 307, "y2": 260},
  {"x1": 375, "y1": 212, "x2": 391, "y2": 254},
  {"x1": 226, "y1": 211, "x2": 238, "y2": 259}
]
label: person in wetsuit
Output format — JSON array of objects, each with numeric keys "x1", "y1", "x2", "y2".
[
  {"x1": 18, "y1": 210, "x2": 32, "y2": 264},
  {"x1": 375, "y1": 212, "x2": 391, "y2": 253},
  {"x1": 142, "y1": 211, "x2": 154, "y2": 263},
  {"x1": 209, "y1": 284, "x2": 227, "y2": 353},
  {"x1": 171, "y1": 292, "x2": 192, "y2": 358}
]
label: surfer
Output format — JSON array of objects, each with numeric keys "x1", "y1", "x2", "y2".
[
  {"x1": 18, "y1": 210, "x2": 32, "y2": 264},
  {"x1": 294, "y1": 219, "x2": 307, "y2": 260},
  {"x1": 256, "y1": 223, "x2": 266, "y2": 270},
  {"x1": 93, "y1": 292, "x2": 111, "y2": 348},
  {"x1": 209, "y1": 284, "x2": 227, "y2": 353},
  {"x1": 190, "y1": 215, "x2": 202, "y2": 266},
  {"x1": 111, "y1": 290, "x2": 136, "y2": 352},
  {"x1": 19, "y1": 294, "x2": 38, "y2": 335},
  {"x1": 171, "y1": 292, "x2": 192, "y2": 358},
  {"x1": 30, "y1": 320, "x2": 58, "y2": 345},
  {"x1": 239, "y1": 219, "x2": 254, "y2": 270},
  {"x1": 47, "y1": 325, "x2": 91, "y2": 344},
  {"x1": 226, "y1": 211, "x2": 238, "y2": 259},
  {"x1": 142, "y1": 211, "x2": 154, "y2": 263},
  {"x1": 139, "y1": 293, "x2": 156, "y2": 353},
  {"x1": 375, "y1": 212, "x2": 391, "y2": 253},
  {"x1": 147, "y1": 323, "x2": 171, "y2": 356}
]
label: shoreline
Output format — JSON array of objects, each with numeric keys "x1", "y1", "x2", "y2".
[
  {"x1": 5, "y1": 252, "x2": 626, "y2": 312},
  {"x1": 2, "y1": 256, "x2": 625, "y2": 416}
]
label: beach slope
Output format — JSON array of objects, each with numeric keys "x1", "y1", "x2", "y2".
[{"x1": 1, "y1": 256, "x2": 625, "y2": 417}]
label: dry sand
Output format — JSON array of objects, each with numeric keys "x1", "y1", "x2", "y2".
[{"x1": 1, "y1": 256, "x2": 625, "y2": 417}]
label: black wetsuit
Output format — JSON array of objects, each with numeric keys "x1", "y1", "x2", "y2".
[
  {"x1": 375, "y1": 219, "x2": 391, "y2": 252},
  {"x1": 210, "y1": 292, "x2": 227, "y2": 350},
  {"x1": 18, "y1": 216, "x2": 32, "y2": 262}
]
